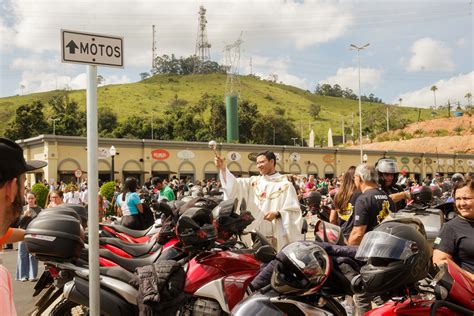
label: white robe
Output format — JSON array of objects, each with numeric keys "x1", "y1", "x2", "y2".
[{"x1": 219, "y1": 168, "x2": 304, "y2": 250}]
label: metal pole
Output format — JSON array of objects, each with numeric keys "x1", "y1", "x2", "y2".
[
  {"x1": 151, "y1": 112, "x2": 154, "y2": 140},
  {"x1": 86, "y1": 65, "x2": 100, "y2": 316},
  {"x1": 386, "y1": 107, "x2": 390, "y2": 132},
  {"x1": 273, "y1": 126, "x2": 275, "y2": 145},
  {"x1": 342, "y1": 118, "x2": 345, "y2": 144},
  {"x1": 357, "y1": 50, "x2": 363, "y2": 163},
  {"x1": 111, "y1": 155, "x2": 115, "y2": 182}
]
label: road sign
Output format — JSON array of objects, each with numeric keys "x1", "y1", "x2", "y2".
[
  {"x1": 61, "y1": 29, "x2": 123, "y2": 67},
  {"x1": 74, "y1": 169, "x2": 83, "y2": 178}
]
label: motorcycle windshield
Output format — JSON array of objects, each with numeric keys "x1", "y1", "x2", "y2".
[{"x1": 355, "y1": 231, "x2": 418, "y2": 261}]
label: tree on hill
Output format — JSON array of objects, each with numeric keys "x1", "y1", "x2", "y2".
[
  {"x1": 152, "y1": 54, "x2": 226, "y2": 75},
  {"x1": 48, "y1": 95, "x2": 86, "y2": 136},
  {"x1": 239, "y1": 100, "x2": 260, "y2": 143},
  {"x1": 98, "y1": 107, "x2": 118, "y2": 137},
  {"x1": 308, "y1": 103, "x2": 321, "y2": 119},
  {"x1": 465, "y1": 92, "x2": 472, "y2": 107},
  {"x1": 5, "y1": 101, "x2": 49, "y2": 140},
  {"x1": 431, "y1": 85, "x2": 438, "y2": 107},
  {"x1": 251, "y1": 113, "x2": 298, "y2": 145},
  {"x1": 315, "y1": 83, "x2": 383, "y2": 103}
]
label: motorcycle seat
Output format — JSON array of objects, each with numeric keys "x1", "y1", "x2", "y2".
[
  {"x1": 99, "y1": 266, "x2": 136, "y2": 286},
  {"x1": 99, "y1": 248, "x2": 162, "y2": 272},
  {"x1": 100, "y1": 223, "x2": 155, "y2": 238},
  {"x1": 99, "y1": 237, "x2": 160, "y2": 257}
]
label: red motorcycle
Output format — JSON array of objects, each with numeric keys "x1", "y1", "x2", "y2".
[
  {"x1": 366, "y1": 259, "x2": 473, "y2": 315},
  {"x1": 99, "y1": 222, "x2": 160, "y2": 243}
]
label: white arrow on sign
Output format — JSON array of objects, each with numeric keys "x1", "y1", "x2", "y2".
[{"x1": 61, "y1": 29, "x2": 123, "y2": 67}]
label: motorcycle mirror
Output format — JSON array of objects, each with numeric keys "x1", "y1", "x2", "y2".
[{"x1": 254, "y1": 245, "x2": 277, "y2": 263}]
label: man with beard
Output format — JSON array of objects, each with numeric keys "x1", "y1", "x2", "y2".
[{"x1": 0, "y1": 138, "x2": 47, "y2": 315}]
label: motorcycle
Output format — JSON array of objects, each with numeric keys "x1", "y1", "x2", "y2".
[
  {"x1": 40, "y1": 231, "x2": 272, "y2": 315},
  {"x1": 365, "y1": 259, "x2": 474, "y2": 315}
]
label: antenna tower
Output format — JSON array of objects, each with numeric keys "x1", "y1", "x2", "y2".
[
  {"x1": 195, "y1": 6, "x2": 211, "y2": 62},
  {"x1": 224, "y1": 33, "x2": 243, "y2": 96},
  {"x1": 152, "y1": 25, "x2": 158, "y2": 70}
]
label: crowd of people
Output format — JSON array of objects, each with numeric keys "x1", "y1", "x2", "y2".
[{"x1": 1, "y1": 136, "x2": 473, "y2": 315}]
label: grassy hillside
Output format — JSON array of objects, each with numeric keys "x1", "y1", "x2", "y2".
[{"x1": 0, "y1": 73, "x2": 440, "y2": 140}]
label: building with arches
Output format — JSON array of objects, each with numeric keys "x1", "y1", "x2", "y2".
[{"x1": 18, "y1": 135, "x2": 474, "y2": 185}]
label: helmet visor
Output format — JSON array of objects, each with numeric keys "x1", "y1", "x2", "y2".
[{"x1": 355, "y1": 231, "x2": 418, "y2": 261}]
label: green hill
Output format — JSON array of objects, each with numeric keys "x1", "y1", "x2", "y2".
[{"x1": 0, "y1": 73, "x2": 439, "y2": 141}]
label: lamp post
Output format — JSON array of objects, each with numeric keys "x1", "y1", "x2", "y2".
[
  {"x1": 110, "y1": 145, "x2": 116, "y2": 182},
  {"x1": 363, "y1": 153, "x2": 368, "y2": 164},
  {"x1": 350, "y1": 43, "x2": 370, "y2": 163},
  {"x1": 291, "y1": 137, "x2": 298, "y2": 147},
  {"x1": 49, "y1": 117, "x2": 60, "y2": 135}
]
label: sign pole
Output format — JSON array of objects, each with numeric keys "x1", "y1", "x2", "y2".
[{"x1": 86, "y1": 64, "x2": 100, "y2": 315}]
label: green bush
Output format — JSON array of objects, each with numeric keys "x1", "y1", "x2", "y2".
[
  {"x1": 434, "y1": 129, "x2": 449, "y2": 137},
  {"x1": 32, "y1": 183, "x2": 49, "y2": 208},
  {"x1": 100, "y1": 181, "x2": 116, "y2": 218},
  {"x1": 100, "y1": 181, "x2": 115, "y2": 202},
  {"x1": 453, "y1": 126, "x2": 464, "y2": 135}
]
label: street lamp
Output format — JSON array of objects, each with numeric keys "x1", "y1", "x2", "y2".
[
  {"x1": 350, "y1": 43, "x2": 370, "y2": 163},
  {"x1": 291, "y1": 137, "x2": 298, "y2": 147},
  {"x1": 49, "y1": 117, "x2": 60, "y2": 135},
  {"x1": 363, "y1": 154, "x2": 368, "y2": 164},
  {"x1": 110, "y1": 145, "x2": 117, "y2": 182}
]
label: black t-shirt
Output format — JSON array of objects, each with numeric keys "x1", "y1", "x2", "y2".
[
  {"x1": 339, "y1": 191, "x2": 362, "y2": 238},
  {"x1": 433, "y1": 215, "x2": 474, "y2": 273},
  {"x1": 381, "y1": 184, "x2": 406, "y2": 211},
  {"x1": 353, "y1": 188, "x2": 396, "y2": 232}
]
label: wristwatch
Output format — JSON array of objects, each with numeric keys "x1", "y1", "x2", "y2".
[{"x1": 276, "y1": 211, "x2": 281, "y2": 219}]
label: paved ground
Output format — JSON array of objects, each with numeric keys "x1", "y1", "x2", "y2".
[{"x1": 1, "y1": 246, "x2": 44, "y2": 316}]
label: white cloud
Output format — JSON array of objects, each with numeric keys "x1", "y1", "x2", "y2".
[
  {"x1": 7, "y1": 0, "x2": 352, "y2": 62},
  {"x1": 242, "y1": 54, "x2": 310, "y2": 90},
  {"x1": 395, "y1": 72, "x2": 473, "y2": 108},
  {"x1": 15, "y1": 70, "x2": 130, "y2": 95},
  {"x1": 318, "y1": 67, "x2": 384, "y2": 93},
  {"x1": 0, "y1": 16, "x2": 15, "y2": 52},
  {"x1": 2, "y1": 0, "x2": 352, "y2": 95},
  {"x1": 456, "y1": 38, "x2": 466, "y2": 48},
  {"x1": 405, "y1": 37, "x2": 455, "y2": 72}
]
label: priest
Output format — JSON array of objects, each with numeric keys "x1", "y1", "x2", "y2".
[{"x1": 215, "y1": 151, "x2": 303, "y2": 250}]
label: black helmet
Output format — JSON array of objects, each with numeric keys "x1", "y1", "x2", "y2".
[
  {"x1": 176, "y1": 207, "x2": 217, "y2": 250},
  {"x1": 212, "y1": 199, "x2": 254, "y2": 239},
  {"x1": 410, "y1": 186, "x2": 433, "y2": 205},
  {"x1": 355, "y1": 220, "x2": 431, "y2": 295},
  {"x1": 303, "y1": 191, "x2": 322, "y2": 207},
  {"x1": 271, "y1": 241, "x2": 330, "y2": 296}
]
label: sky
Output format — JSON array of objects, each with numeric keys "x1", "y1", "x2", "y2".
[{"x1": 0, "y1": 0, "x2": 473, "y2": 108}]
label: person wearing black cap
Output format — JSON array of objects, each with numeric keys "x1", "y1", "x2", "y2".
[{"x1": 0, "y1": 137, "x2": 47, "y2": 315}]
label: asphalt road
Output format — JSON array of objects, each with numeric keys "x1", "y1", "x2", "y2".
[{"x1": 1, "y1": 246, "x2": 44, "y2": 316}]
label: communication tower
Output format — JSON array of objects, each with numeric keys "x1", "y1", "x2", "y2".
[
  {"x1": 152, "y1": 25, "x2": 158, "y2": 70},
  {"x1": 195, "y1": 6, "x2": 211, "y2": 62}
]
